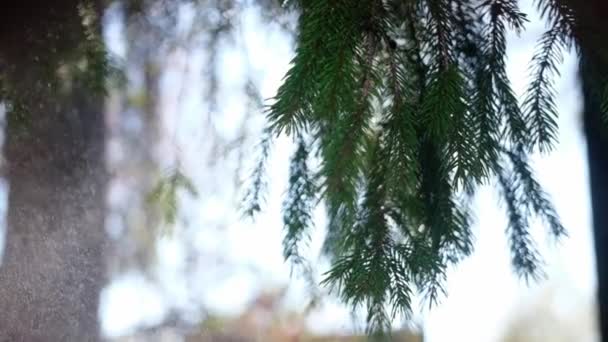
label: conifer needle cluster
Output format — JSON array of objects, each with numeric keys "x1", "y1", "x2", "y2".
[{"x1": 245, "y1": 0, "x2": 577, "y2": 333}]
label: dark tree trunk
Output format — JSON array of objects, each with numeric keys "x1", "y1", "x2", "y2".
[
  {"x1": 581, "y1": 54, "x2": 608, "y2": 342},
  {"x1": 565, "y1": 0, "x2": 608, "y2": 340},
  {"x1": 0, "y1": 2, "x2": 107, "y2": 340}
]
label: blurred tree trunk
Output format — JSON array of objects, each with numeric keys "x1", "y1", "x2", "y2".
[
  {"x1": 105, "y1": 7, "x2": 164, "y2": 274},
  {"x1": 0, "y1": 87, "x2": 107, "y2": 341},
  {"x1": 0, "y1": 2, "x2": 107, "y2": 340},
  {"x1": 565, "y1": 0, "x2": 608, "y2": 340},
  {"x1": 582, "y1": 56, "x2": 608, "y2": 342}
]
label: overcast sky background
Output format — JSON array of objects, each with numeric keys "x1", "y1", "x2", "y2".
[{"x1": 99, "y1": 1, "x2": 598, "y2": 341}]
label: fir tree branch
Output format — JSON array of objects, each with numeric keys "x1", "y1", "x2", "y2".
[
  {"x1": 523, "y1": 25, "x2": 564, "y2": 153},
  {"x1": 282, "y1": 136, "x2": 316, "y2": 264},
  {"x1": 498, "y1": 164, "x2": 545, "y2": 282},
  {"x1": 257, "y1": 0, "x2": 577, "y2": 334},
  {"x1": 242, "y1": 127, "x2": 273, "y2": 218}
]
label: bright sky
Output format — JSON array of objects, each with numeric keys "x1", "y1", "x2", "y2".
[{"x1": 99, "y1": 1, "x2": 598, "y2": 341}]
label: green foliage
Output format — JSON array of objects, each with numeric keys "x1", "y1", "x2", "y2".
[
  {"x1": 523, "y1": 0, "x2": 576, "y2": 153},
  {"x1": 147, "y1": 168, "x2": 198, "y2": 231},
  {"x1": 245, "y1": 0, "x2": 579, "y2": 334},
  {"x1": 242, "y1": 127, "x2": 274, "y2": 218},
  {"x1": 282, "y1": 136, "x2": 317, "y2": 264}
]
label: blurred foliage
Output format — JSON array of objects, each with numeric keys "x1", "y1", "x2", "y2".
[
  {"x1": 147, "y1": 168, "x2": 198, "y2": 230},
  {"x1": 187, "y1": 288, "x2": 423, "y2": 342}
]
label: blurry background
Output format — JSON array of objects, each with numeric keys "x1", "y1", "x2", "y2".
[{"x1": 4, "y1": 0, "x2": 593, "y2": 341}]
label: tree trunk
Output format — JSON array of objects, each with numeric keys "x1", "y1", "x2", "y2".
[
  {"x1": 581, "y1": 55, "x2": 608, "y2": 342},
  {"x1": 0, "y1": 2, "x2": 107, "y2": 340},
  {"x1": 566, "y1": 1, "x2": 608, "y2": 340},
  {"x1": 0, "y1": 89, "x2": 107, "y2": 342}
]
